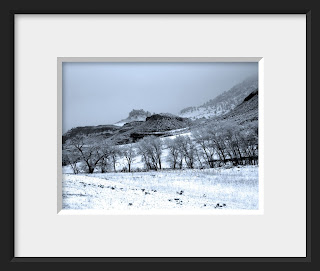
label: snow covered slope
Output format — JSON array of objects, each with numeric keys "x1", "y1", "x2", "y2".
[
  {"x1": 179, "y1": 76, "x2": 258, "y2": 120},
  {"x1": 62, "y1": 166, "x2": 259, "y2": 210}
]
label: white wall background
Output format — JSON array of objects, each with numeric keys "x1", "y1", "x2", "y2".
[{"x1": 15, "y1": 15, "x2": 306, "y2": 257}]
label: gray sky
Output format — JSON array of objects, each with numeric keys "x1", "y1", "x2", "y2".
[{"x1": 63, "y1": 62, "x2": 258, "y2": 133}]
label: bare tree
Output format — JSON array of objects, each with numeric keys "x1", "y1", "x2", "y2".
[
  {"x1": 193, "y1": 129, "x2": 215, "y2": 168},
  {"x1": 202, "y1": 125, "x2": 229, "y2": 165},
  {"x1": 239, "y1": 123, "x2": 258, "y2": 164},
  {"x1": 221, "y1": 124, "x2": 243, "y2": 165},
  {"x1": 147, "y1": 136, "x2": 163, "y2": 170},
  {"x1": 121, "y1": 144, "x2": 136, "y2": 172},
  {"x1": 175, "y1": 135, "x2": 196, "y2": 169},
  {"x1": 177, "y1": 151, "x2": 184, "y2": 169},
  {"x1": 165, "y1": 138, "x2": 180, "y2": 169},
  {"x1": 137, "y1": 140, "x2": 153, "y2": 170},
  {"x1": 96, "y1": 142, "x2": 112, "y2": 173},
  {"x1": 64, "y1": 149, "x2": 81, "y2": 174},
  {"x1": 109, "y1": 145, "x2": 121, "y2": 172},
  {"x1": 68, "y1": 135, "x2": 107, "y2": 173},
  {"x1": 194, "y1": 147, "x2": 204, "y2": 169},
  {"x1": 137, "y1": 136, "x2": 163, "y2": 171}
]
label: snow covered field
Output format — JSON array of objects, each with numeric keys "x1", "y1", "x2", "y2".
[{"x1": 62, "y1": 166, "x2": 259, "y2": 211}]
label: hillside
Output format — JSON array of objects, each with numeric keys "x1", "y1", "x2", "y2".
[
  {"x1": 63, "y1": 113, "x2": 191, "y2": 145},
  {"x1": 221, "y1": 89, "x2": 258, "y2": 124},
  {"x1": 109, "y1": 113, "x2": 192, "y2": 144},
  {"x1": 199, "y1": 88, "x2": 258, "y2": 130},
  {"x1": 62, "y1": 124, "x2": 119, "y2": 144},
  {"x1": 179, "y1": 76, "x2": 258, "y2": 120},
  {"x1": 114, "y1": 109, "x2": 151, "y2": 126}
]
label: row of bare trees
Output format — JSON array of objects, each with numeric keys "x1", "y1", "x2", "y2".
[
  {"x1": 191, "y1": 123, "x2": 258, "y2": 168},
  {"x1": 63, "y1": 136, "x2": 123, "y2": 174},
  {"x1": 63, "y1": 122, "x2": 258, "y2": 174}
]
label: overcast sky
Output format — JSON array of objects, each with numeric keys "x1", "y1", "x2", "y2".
[{"x1": 62, "y1": 62, "x2": 258, "y2": 133}]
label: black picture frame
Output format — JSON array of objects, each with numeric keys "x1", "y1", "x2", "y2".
[{"x1": 2, "y1": 1, "x2": 312, "y2": 266}]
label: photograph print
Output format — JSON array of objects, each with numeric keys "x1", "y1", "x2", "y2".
[{"x1": 62, "y1": 61, "x2": 259, "y2": 211}]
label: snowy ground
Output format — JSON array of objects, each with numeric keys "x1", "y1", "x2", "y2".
[{"x1": 62, "y1": 166, "x2": 259, "y2": 211}]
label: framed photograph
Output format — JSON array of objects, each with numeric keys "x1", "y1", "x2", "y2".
[
  {"x1": 58, "y1": 57, "x2": 262, "y2": 215},
  {"x1": 7, "y1": 8, "x2": 311, "y2": 263}
]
